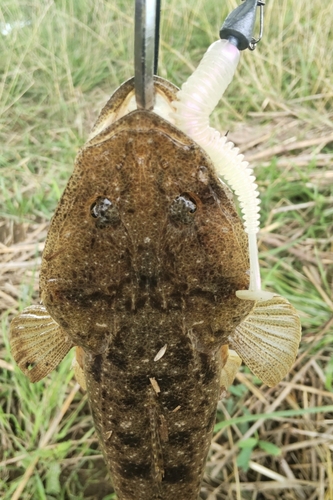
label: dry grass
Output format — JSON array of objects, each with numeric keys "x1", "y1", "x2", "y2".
[{"x1": 1, "y1": 0, "x2": 333, "y2": 498}]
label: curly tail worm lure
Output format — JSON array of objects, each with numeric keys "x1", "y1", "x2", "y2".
[{"x1": 173, "y1": 3, "x2": 273, "y2": 302}]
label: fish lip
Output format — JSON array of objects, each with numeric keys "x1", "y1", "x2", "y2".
[{"x1": 87, "y1": 76, "x2": 179, "y2": 142}]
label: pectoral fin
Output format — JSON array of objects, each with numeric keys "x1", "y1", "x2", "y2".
[
  {"x1": 10, "y1": 305, "x2": 73, "y2": 382},
  {"x1": 229, "y1": 295, "x2": 301, "y2": 387}
]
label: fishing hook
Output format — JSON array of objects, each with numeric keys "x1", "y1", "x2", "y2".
[{"x1": 134, "y1": 0, "x2": 161, "y2": 110}]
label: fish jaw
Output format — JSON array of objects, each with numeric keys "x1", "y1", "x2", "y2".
[{"x1": 87, "y1": 76, "x2": 179, "y2": 142}]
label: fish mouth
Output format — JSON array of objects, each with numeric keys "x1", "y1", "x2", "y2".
[{"x1": 87, "y1": 76, "x2": 179, "y2": 143}]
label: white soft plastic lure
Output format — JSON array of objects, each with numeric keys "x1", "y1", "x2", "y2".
[
  {"x1": 173, "y1": 39, "x2": 273, "y2": 302},
  {"x1": 170, "y1": 39, "x2": 301, "y2": 386}
]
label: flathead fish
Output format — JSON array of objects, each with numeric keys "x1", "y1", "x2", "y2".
[{"x1": 10, "y1": 76, "x2": 301, "y2": 499}]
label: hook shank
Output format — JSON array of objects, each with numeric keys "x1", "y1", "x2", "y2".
[{"x1": 134, "y1": 0, "x2": 157, "y2": 110}]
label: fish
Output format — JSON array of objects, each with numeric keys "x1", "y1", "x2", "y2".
[{"x1": 10, "y1": 76, "x2": 301, "y2": 499}]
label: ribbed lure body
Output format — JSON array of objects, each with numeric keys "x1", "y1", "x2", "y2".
[{"x1": 173, "y1": 40, "x2": 270, "y2": 299}]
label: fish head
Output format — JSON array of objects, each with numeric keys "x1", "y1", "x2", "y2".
[{"x1": 40, "y1": 77, "x2": 254, "y2": 354}]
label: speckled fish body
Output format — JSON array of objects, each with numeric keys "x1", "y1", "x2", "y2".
[{"x1": 38, "y1": 77, "x2": 253, "y2": 499}]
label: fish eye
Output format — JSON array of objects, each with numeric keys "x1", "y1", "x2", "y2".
[
  {"x1": 169, "y1": 193, "x2": 197, "y2": 224},
  {"x1": 90, "y1": 197, "x2": 120, "y2": 228}
]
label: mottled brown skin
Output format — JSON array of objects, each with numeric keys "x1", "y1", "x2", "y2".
[{"x1": 40, "y1": 78, "x2": 254, "y2": 499}]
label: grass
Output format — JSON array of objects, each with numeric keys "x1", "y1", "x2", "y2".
[{"x1": 1, "y1": 0, "x2": 333, "y2": 498}]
